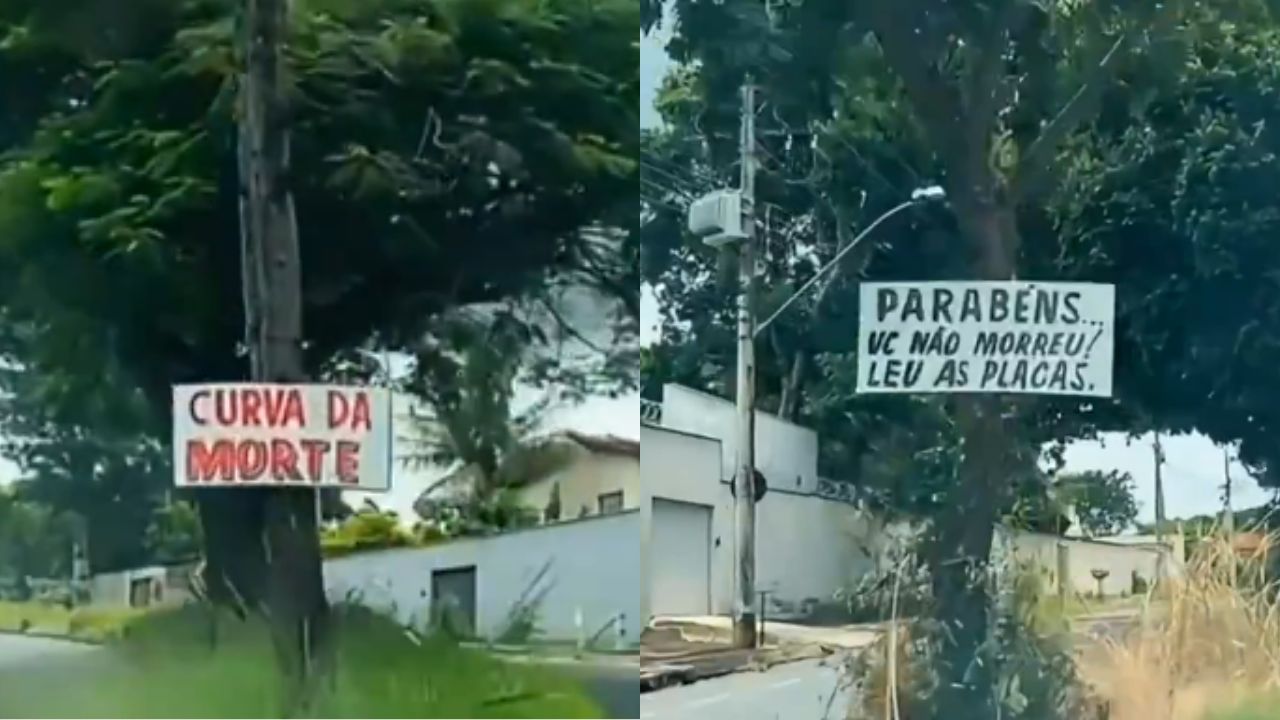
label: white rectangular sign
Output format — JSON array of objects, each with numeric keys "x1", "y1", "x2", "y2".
[
  {"x1": 172, "y1": 383, "x2": 391, "y2": 491},
  {"x1": 856, "y1": 281, "x2": 1115, "y2": 397}
]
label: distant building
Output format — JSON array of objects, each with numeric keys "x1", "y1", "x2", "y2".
[
  {"x1": 1231, "y1": 531, "x2": 1270, "y2": 559},
  {"x1": 411, "y1": 430, "x2": 639, "y2": 524}
]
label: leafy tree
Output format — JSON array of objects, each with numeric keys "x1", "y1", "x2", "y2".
[
  {"x1": 0, "y1": 0, "x2": 637, "y2": 612},
  {"x1": 145, "y1": 501, "x2": 203, "y2": 565},
  {"x1": 0, "y1": 488, "x2": 78, "y2": 589},
  {"x1": 1056, "y1": 470, "x2": 1138, "y2": 537},
  {"x1": 645, "y1": 0, "x2": 1280, "y2": 715},
  {"x1": 320, "y1": 509, "x2": 414, "y2": 559},
  {"x1": 401, "y1": 315, "x2": 574, "y2": 494}
]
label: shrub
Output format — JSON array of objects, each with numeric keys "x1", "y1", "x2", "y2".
[
  {"x1": 1076, "y1": 534, "x2": 1280, "y2": 720},
  {"x1": 849, "y1": 553, "x2": 1101, "y2": 720},
  {"x1": 320, "y1": 510, "x2": 415, "y2": 558}
]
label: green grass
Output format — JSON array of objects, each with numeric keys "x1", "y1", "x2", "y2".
[
  {"x1": 1208, "y1": 693, "x2": 1280, "y2": 720},
  {"x1": 0, "y1": 603, "x2": 604, "y2": 718},
  {"x1": 0, "y1": 601, "x2": 145, "y2": 642}
]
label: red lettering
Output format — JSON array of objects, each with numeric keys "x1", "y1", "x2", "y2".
[
  {"x1": 328, "y1": 391, "x2": 349, "y2": 430},
  {"x1": 263, "y1": 388, "x2": 303, "y2": 428},
  {"x1": 280, "y1": 389, "x2": 305, "y2": 428},
  {"x1": 270, "y1": 439, "x2": 303, "y2": 481},
  {"x1": 237, "y1": 440, "x2": 268, "y2": 481},
  {"x1": 214, "y1": 390, "x2": 237, "y2": 426},
  {"x1": 335, "y1": 441, "x2": 360, "y2": 485},
  {"x1": 350, "y1": 393, "x2": 371, "y2": 432},
  {"x1": 241, "y1": 390, "x2": 263, "y2": 427},
  {"x1": 188, "y1": 390, "x2": 210, "y2": 426},
  {"x1": 186, "y1": 440, "x2": 235, "y2": 482},
  {"x1": 299, "y1": 440, "x2": 330, "y2": 482}
]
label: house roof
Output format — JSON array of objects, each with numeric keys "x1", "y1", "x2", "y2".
[
  {"x1": 411, "y1": 431, "x2": 637, "y2": 516},
  {"x1": 561, "y1": 430, "x2": 639, "y2": 458}
]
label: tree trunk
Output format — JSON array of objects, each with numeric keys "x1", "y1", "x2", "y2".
[
  {"x1": 925, "y1": 188, "x2": 1021, "y2": 718},
  {"x1": 777, "y1": 350, "x2": 806, "y2": 421},
  {"x1": 237, "y1": 0, "x2": 331, "y2": 706}
]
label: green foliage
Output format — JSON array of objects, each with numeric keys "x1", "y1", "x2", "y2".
[
  {"x1": 0, "y1": 600, "x2": 147, "y2": 641},
  {"x1": 144, "y1": 501, "x2": 202, "y2": 565},
  {"x1": 417, "y1": 488, "x2": 541, "y2": 539},
  {"x1": 1056, "y1": 470, "x2": 1139, "y2": 536},
  {"x1": 0, "y1": 603, "x2": 604, "y2": 718},
  {"x1": 319, "y1": 509, "x2": 415, "y2": 559},
  {"x1": 852, "y1": 559, "x2": 1100, "y2": 720},
  {"x1": 0, "y1": 0, "x2": 636, "y2": 602},
  {"x1": 0, "y1": 487, "x2": 79, "y2": 586},
  {"x1": 645, "y1": 1, "x2": 1280, "y2": 714}
]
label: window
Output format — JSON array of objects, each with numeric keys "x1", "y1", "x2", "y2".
[{"x1": 597, "y1": 491, "x2": 624, "y2": 515}]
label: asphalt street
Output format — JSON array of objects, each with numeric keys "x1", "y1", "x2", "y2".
[
  {"x1": 0, "y1": 633, "x2": 96, "y2": 670},
  {"x1": 640, "y1": 656, "x2": 853, "y2": 720},
  {"x1": 558, "y1": 660, "x2": 640, "y2": 719}
]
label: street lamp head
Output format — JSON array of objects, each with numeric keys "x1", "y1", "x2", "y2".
[{"x1": 911, "y1": 185, "x2": 946, "y2": 202}]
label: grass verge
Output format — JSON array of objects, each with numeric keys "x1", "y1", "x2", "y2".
[
  {"x1": 0, "y1": 601, "x2": 145, "y2": 642},
  {"x1": 0, "y1": 602, "x2": 604, "y2": 718},
  {"x1": 1075, "y1": 535, "x2": 1280, "y2": 720}
]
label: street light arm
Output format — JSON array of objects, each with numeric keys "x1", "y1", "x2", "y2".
[{"x1": 754, "y1": 199, "x2": 920, "y2": 338}]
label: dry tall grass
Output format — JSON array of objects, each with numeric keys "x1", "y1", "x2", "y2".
[{"x1": 1077, "y1": 533, "x2": 1280, "y2": 720}]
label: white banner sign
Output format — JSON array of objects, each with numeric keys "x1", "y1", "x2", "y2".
[
  {"x1": 856, "y1": 281, "x2": 1115, "y2": 397},
  {"x1": 172, "y1": 383, "x2": 391, "y2": 491}
]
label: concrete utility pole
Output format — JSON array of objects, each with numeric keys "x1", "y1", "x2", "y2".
[
  {"x1": 1223, "y1": 446, "x2": 1236, "y2": 586},
  {"x1": 241, "y1": 0, "x2": 328, "y2": 684},
  {"x1": 1222, "y1": 447, "x2": 1234, "y2": 536},
  {"x1": 733, "y1": 78, "x2": 758, "y2": 649},
  {"x1": 1153, "y1": 432, "x2": 1167, "y2": 583}
]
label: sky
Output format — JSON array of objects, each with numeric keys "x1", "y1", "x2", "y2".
[{"x1": 639, "y1": 22, "x2": 1275, "y2": 525}]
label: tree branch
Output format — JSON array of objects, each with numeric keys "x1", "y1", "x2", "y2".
[
  {"x1": 964, "y1": 1, "x2": 1030, "y2": 151},
  {"x1": 861, "y1": 3, "x2": 966, "y2": 169},
  {"x1": 1011, "y1": 32, "x2": 1129, "y2": 204}
]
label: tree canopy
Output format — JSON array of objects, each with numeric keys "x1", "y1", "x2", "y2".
[
  {"x1": 643, "y1": 0, "x2": 1280, "y2": 715},
  {"x1": 0, "y1": 0, "x2": 637, "y2": 587}
]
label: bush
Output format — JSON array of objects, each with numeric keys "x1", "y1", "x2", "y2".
[
  {"x1": 320, "y1": 510, "x2": 415, "y2": 558},
  {"x1": 1076, "y1": 534, "x2": 1280, "y2": 720},
  {"x1": 849, "y1": 555, "x2": 1101, "y2": 720}
]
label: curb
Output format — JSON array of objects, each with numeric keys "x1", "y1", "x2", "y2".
[{"x1": 0, "y1": 628, "x2": 104, "y2": 646}]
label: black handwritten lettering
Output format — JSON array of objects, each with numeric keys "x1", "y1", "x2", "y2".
[
  {"x1": 1014, "y1": 331, "x2": 1033, "y2": 355},
  {"x1": 960, "y1": 289, "x2": 982, "y2": 322},
  {"x1": 867, "y1": 330, "x2": 900, "y2": 355},
  {"x1": 909, "y1": 330, "x2": 931, "y2": 354},
  {"x1": 877, "y1": 288, "x2": 900, "y2": 322},
  {"x1": 873, "y1": 359, "x2": 924, "y2": 388},
  {"x1": 933, "y1": 288, "x2": 955, "y2": 323},
  {"x1": 1014, "y1": 288, "x2": 1032, "y2": 323},
  {"x1": 902, "y1": 289, "x2": 925, "y2": 322},
  {"x1": 1062, "y1": 291, "x2": 1081, "y2": 323},
  {"x1": 933, "y1": 359, "x2": 970, "y2": 387},
  {"x1": 990, "y1": 289, "x2": 1010, "y2": 322}
]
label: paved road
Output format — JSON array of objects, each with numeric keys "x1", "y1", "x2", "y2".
[
  {"x1": 561, "y1": 661, "x2": 639, "y2": 719},
  {"x1": 0, "y1": 633, "x2": 96, "y2": 670},
  {"x1": 641, "y1": 656, "x2": 852, "y2": 720}
]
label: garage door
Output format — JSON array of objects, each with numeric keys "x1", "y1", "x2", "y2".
[{"x1": 651, "y1": 499, "x2": 712, "y2": 616}]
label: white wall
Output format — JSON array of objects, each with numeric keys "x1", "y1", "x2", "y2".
[
  {"x1": 660, "y1": 384, "x2": 819, "y2": 494},
  {"x1": 324, "y1": 510, "x2": 640, "y2": 644},
  {"x1": 755, "y1": 492, "x2": 880, "y2": 617},
  {"x1": 994, "y1": 527, "x2": 1179, "y2": 597},
  {"x1": 641, "y1": 420, "x2": 882, "y2": 620},
  {"x1": 640, "y1": 425, "x2": 725, "y2": 621}
]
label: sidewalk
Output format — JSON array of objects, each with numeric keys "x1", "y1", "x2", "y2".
[{"x1": 641, "y1": 616, "x2": 876, "y2": 690}]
